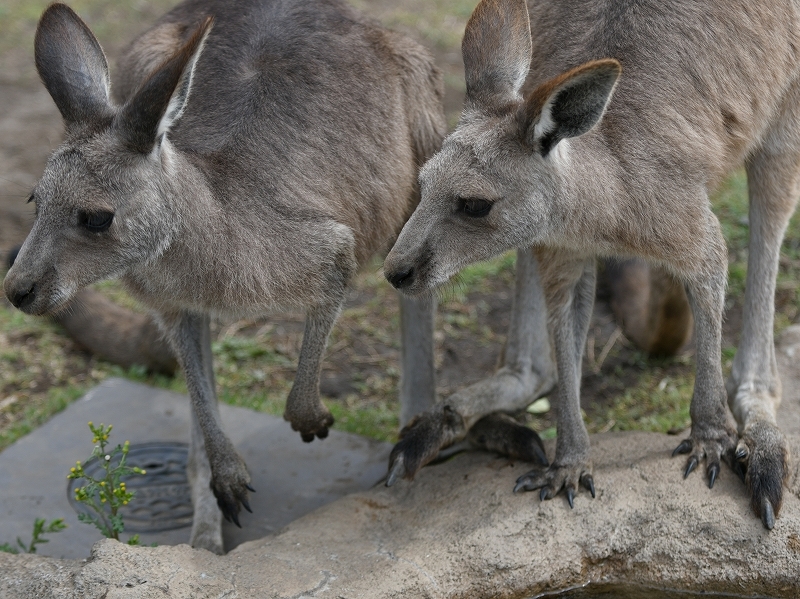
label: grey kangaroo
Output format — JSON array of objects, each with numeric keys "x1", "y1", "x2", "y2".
[
  {"x1": 3, "y1": 0, "x2": 448, "y2": 553},
  {"x1": 385, "y1": 0, "x2": 797, "y2": 529}
]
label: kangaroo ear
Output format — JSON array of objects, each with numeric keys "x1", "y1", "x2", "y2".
[
  {"x1": 117, "y1": 17, "x2": 213, "y2": 154},
  {"x1": 522, "y1": 59, "x2": 621, "y2": 156},
  {"x1": 462, "y1": 0, "x2": 532, "y2": 110},
  {"x1": 35, "y1": 3, "x2": 113, "y2": 127}
]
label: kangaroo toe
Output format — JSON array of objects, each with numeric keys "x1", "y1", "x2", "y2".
[
  {"x1": 385, "y1": 405, "x2": 465, "y2": 487},
  {"x1": 740, "y1": 422, "x2": 788, "y2": 530},
  {"x1": 467, "y1": 412, "x2": 548, "y2": 466}
]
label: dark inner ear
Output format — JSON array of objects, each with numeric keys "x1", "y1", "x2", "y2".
[
  {"x1": 116, "y1": 17, "x2": 212, "y2": 154},
  {"x1": 34, "y1": 3, "x2": 112, "y2": 126},
  {"x1": 532, "y1": 61, "x2": 620, "y2": 156},
  {"x1": 550, "y1": 76, "x2": 614, "y2": 139}
]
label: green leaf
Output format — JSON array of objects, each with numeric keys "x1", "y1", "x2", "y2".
[{"x1": 110, "y1": 515, "x2": 125, "y2": 533}]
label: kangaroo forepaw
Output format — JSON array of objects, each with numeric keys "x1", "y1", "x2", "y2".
[
  {"x1": 284, "y1": 403, "x2": 335, "y2": 442},
  {"x1": 734, "y1": 421, "x2": 788, "y2": 530},
  {"x1": 210, "y1": 451, "x2": 253, "y2": 528},
  {"x1": 467, "y1": 413, "x2": 548, "y2": 466},
  {"x1": 385, "y1": 405, "x2": 466, "y2": 487},
  {"x1": 672, "y1": 424, "x2": 737, "y2": 489},
  {"x1": 514, "y1": 463, "x2": 595, "y2": 508}
]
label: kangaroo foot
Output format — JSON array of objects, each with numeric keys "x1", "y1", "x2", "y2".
[
  {"x1": 284, "y1": 399, "x2": 334, "y2": 442},
  {"x1": 467, "y1": 413, "x2": 548, "y2": 466},
  {"x1": 386, "y1": 404, "x2": 466, "y2": 486},
  {"x1": 514, "y1": 463, "x2": 595, "y2": 508},
  {"x1": 733, "y1": 421, "x2": 788, "y2": 529},
  {"x1": 189, "y1": 497, "x2": 224, "y2": 554},
  {"x1": 209, "y1": 443, "x2": 254, "y2": 527},
  {"x1": 672, "y1": 421, "x2": 737, "y2": 490}
]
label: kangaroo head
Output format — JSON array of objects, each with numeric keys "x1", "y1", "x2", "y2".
[
  {"x1": 3, "y1": 3, "x2": 211, "y2": 315},
  {"x1": 384, "y1": 0, "x2": 620, "y2": 294}
]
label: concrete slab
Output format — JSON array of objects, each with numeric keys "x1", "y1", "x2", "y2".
[{"x1": 0, "y1": 377, "x2": 392, "y2": 558}]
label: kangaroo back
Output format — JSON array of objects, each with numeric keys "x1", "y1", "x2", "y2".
[{"x1": 115, "y1": 0, "x2": 446, "y2": 266}]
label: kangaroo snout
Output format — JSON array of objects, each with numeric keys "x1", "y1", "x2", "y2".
[
  {"x1": 5, "y1": 279, "x2": 36, "y2": 311},
  {"x1": 3, "y1": 248, "x2": 60, "y2": 316},
  {"x1": 386, "y1": 265, "x2": 415, "y2": 290}
]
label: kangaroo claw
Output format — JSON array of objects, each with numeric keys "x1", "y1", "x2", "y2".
[
  {"x1": 707, "y1": 463, "x2": 719, "y2": 489},
  {"x1": 386, "y1": 454, "x2": 406, "y2": 487},
  {"x1": 581, "y1": 473, "x2": 596, "y2": 498},
  {"x1": 515, "y1": 462, "x2": 594, "y2": 506},
  {"x1": 385, "y1": 405, "x2": 466, "y2": 485},
  {"x1": 209, "y1": 443, "x2": 253, "y2": 527},
  {"x1": 762, "y1": 500, "x2": 775, "y2": 530},
  {"x1": 241, "y1": 497, "x2": 253, "y2": 514},
  {"x1": 672, "y1": 423, "x2": 736, "y2": 489},
  {"x1": 738, "y1": 422, "x2": 788, "y2": 530},
  {"x1": 683, "y1": 456, "x2": 698, "y2": 479},
  {"x1": 672, "y1": 439, "x2": 692, "y2": 456}
]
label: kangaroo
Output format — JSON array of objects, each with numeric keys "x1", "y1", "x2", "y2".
[
  {"x1": 3, "y1": 0, "x2": 447, "y2": 553},
  {"x1": 385, "y1": 0, "x2": 797, "y2": 529}
]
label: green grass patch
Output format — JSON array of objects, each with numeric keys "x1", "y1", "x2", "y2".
[
  {"x1": 592, "y1": 369, "x2": 694, "y2": 435},
  {"x1": 0, "y1": 385, "x2": 84, "y2": 452},
  {"x1": 328, "y1": 400, "x2": 398, "y2": 442}
]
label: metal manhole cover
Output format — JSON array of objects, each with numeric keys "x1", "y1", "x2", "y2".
[{"x1": 67, "y1": 442, "x2": 192, "y2": 533}]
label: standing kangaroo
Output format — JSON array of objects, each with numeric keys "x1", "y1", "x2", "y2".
[
  {"x1": 385, "y1": 0, "x2": 796, "y2": 529},
  {"x1": 3, "y1": 0, "x2": 447, "y2": 553}
]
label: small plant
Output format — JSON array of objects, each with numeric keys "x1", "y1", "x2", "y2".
[
  {"x1": 0, "y1": 518, "x2": 67, "y2": 554},
  {"x1": 67, "y1": 422, "x2": 146, "y2": 545}
]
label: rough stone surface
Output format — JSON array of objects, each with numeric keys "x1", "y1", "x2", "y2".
[
  {"x1": 0, "y1": 378, "x2": 391, "y2": 557},
  {"x1": 2, "y1": 328, "x2": 800, "y2": 598}
]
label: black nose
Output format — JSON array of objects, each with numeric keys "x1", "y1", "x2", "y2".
[
  {"x1": 386, "y1": 266, "x2": 414, "y2": 289},
  {"x1": 8, "y1": 283, "x2": 36, "y2": 310}
]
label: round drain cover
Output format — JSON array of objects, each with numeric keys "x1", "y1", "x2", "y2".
[{"x1": 67, "y1": 442, "x2": 192, "y2": 533}]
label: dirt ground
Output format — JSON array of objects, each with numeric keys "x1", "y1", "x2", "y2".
[{"x1": 1, "y1": 0, "x2": 797, "y2": 450}]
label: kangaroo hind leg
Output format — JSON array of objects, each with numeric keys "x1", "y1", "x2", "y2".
[
  {"x1": 187, "y1": 314, "x2": 224, "y2": 554},
  {"x1": 728, "y1": 131, "x2": 800, "y2": 528},
  {"x1": 386, "y1": 248, "x2": 556, "y2": 486},
  {"x1": 514, "y1": 253, "x2": 596, "y2": 508}
]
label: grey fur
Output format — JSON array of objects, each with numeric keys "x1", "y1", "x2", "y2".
[
  {"x1": 4, "y1": 0, "x2": 445, "y2": 550},
  {"x1": 385, "y1": 0, "x2": 797, "y2": 528}
]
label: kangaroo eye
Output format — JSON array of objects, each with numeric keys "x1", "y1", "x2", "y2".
[
  {"x1": 79, "y1": 210, "x2": 114, "y2": 233},
  {"x1": 458, "y1": 197, "x2": 493, "y2": 218}
]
